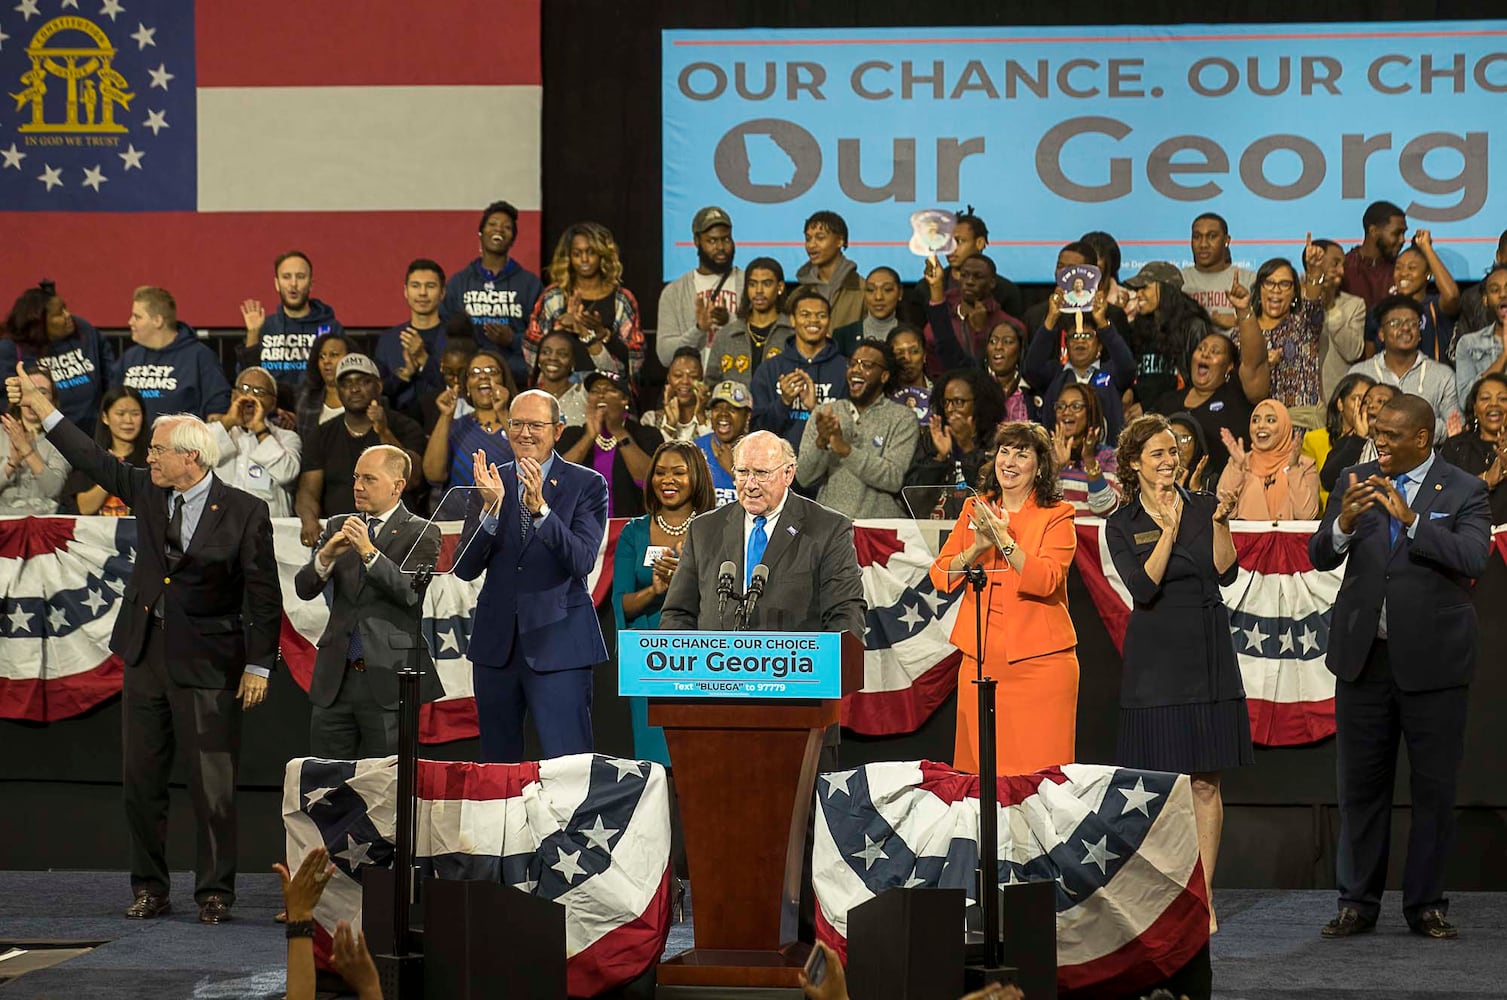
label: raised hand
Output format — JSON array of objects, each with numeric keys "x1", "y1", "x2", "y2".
[
  {"x1": 1178, "y1": 454, "x2": 1208, "y2": 490},
  {"x1": 1354, "y1": 402, "x2": 1372, "y2": 439},
  {"x1": 1413, "y1": 228, "x2": 1433, "y2": 253},
  {"x1": 928, "y1": 412, "x2": 953, "y2": 457},
  {"x1": 1336, "y1": 472, "x2": 1379, "y2": 533},
  {"x1": 473, "y1": 449, "x2": 505, "y2": 510},
  {"x1": 1302, "y1": 231, "x2": 1325, "y2": 273},
  {"x1": 1220, "y1": 426, "x2": 1248, "y2": 469},
  {"x1": 1043, "y1": 288, "x2": 1064, "y2": 331},
  {"x1": 1090, "y1": 288, "x2": 1110, "y2": 328},
  {"x1": 1446, "y1": 410, "x2": 1464, "y2": 438},
  {"x1": 1288, "y1": 428, "x2": 1305, "y2": 468},
  {"x1": 240, "y1": 299, "x2": 266, "y2": 337},
  {"x1": 366, "y1": 400, "x2": 388, "y2": 435},
  {"x1": 331, "y1": 920, "x2": 382, "y2": 999},
  {"x1": 923, "y1": 254, "x2": 946, "y2": 302},
  {"x1": 518, "y1": 455, "x2": 545, "y2": 515},
  {"x1": 435, "y1": 384, "x2": 458, "y2": 418},
  {"x1": 1079, "y1": 424, "x2": 1103, "y2": 464},
  {"x1": 661, "y1": 382, "x2": 680, "y2": 425},
  {"x1": 1228, "y1": 272, "x2": 1252, "y2": 315},
  {"x1": 274, "y1": 845, "x2": 334, "y2": 922},
  {"x1": 1050, "y1": 423, "x2": 1073, "y2": 469}
]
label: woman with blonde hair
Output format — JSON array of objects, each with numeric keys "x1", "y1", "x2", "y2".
[
  {"x1": 928, "y1": 421, "x2": 1080, "y2": 775},
  {"x1": 523, "y1": 221, "x2": 645, "y2": 382}
]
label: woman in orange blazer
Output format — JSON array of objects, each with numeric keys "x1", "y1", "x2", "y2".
[{"x1": 929, "y1": 421, "x2": 1079, "y2": 774}]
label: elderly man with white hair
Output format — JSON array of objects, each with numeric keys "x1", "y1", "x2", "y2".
[{"x1": 8, "y1": 364, "x2": 282, "y2": 928}]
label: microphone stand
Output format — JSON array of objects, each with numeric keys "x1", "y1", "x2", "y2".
[{"x1": 963, "y1": 559, "x2": 1009, "y2": 988}]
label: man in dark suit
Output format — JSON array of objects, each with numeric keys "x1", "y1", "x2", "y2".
[
  {"x1": 293, "y1": 445, "x2": 442, "y2": 756},
  {"x1": 9, "y1": 364, "x2": 281, "y2": 925},
  {"x1": 454, "y1": 388, "x2": 608, "y2": 762},
  {"x1": 661, "y1": 428, "x2": 866, "y2": 638},
  {"x1": 1309, "y1": 393, "x2": 1491, "y2": 940}
]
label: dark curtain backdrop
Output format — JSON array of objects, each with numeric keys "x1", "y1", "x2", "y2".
[{"x1": 540, "y1": 2, "x2": 1485, "y2": 330}]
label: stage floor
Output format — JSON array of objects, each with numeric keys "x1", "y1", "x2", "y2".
[{"x1": 0, "y1": 873, "x2": 1502, "y2": 998}]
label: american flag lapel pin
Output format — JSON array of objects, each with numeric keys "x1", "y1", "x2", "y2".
[
  {"x1": 786, "y1": 525, "x2": 798, "y2": 536},
  {"x1": 550, "y1": 478, "x2": 558, "y2": 487}
]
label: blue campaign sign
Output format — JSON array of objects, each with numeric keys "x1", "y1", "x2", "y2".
[
  {"x1": 662, "y1": 21, "x2": 1507, "y2": 284},
  {"x1": 619, "y1": 630, "x2": 843, "y2": 699}
]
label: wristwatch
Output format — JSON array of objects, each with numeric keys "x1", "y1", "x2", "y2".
[
  {"x1": 1001, "y1": 538, "x2": 1018, "y2": 558},
  {"x1": 285, "y1": 919, "x2": 317, "y2": 939},
  {"x1": 534, "y1": 502, "x2": 550, "y2": 520}
]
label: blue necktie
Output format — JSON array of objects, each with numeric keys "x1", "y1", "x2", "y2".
[
  {"x1": 1388, "y1": 473, "x2": 1410, "y2": 547},
  {"x1": 347, "y1": 516, "x2": 379, "y2": 660},
  {"x1": 746, "y1": 515, "x2": 768, "y2": 588}
]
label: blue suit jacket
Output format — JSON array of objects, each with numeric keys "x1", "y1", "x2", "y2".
[
  {"x1": 454, "y1": 454, "x2": 609, "y2": 672},
  {"x1": 1309, "y1": 457, "x2": 1491, "y2": 691}
]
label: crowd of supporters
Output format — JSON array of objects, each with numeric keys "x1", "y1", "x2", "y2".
[{"x1": 4, "y1": 198, "x2": 1506, "y2": 528}]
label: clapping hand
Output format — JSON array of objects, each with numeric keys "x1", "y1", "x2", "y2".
[
  {"x1": 1336, "y1": 472, "x2": 1381, "y2": 534},
  {"x1": 1288, "y1": 428, "x2": 1305, "y2": 468},
  {"x1": 340, "y1": 515, "x2": 377, "y2": 559},
  {"x1": 1212, "y1": 485, "x2": 1242, "y2": 525},
  {"x1": 1446, "y1": 410, "x2": 1464, "y2": 438},
  {"x1": 928, "y1": 412, "x2": 953, "y2": 457},
  {"x1": 318, "y1": 524, "x2": 353, "y2": 566},
  {"x1": 365, "y1": 400, "x2": 389, "y2": 436},
  {"x1": 1365, "y1": 473, "x2": 1415, "y2": 527},
  {"x1": 473, "y1": 449, "x2": 506, "y2": 511},
  {"x1": 969, "y1": 497, "x2": 1011, "y2": 552},
  {"x1": 331, "y1": 920, "x2": 382, "y2": 1000},
  {"x1": 1219, "y1": 427, "x2": 1248, "y2": 469},
  {"x1": 1, "y1": 412, "x2": 33, "y2": 462},
  {"x1": 518, "y1": 455, "x2": 545, "y2": 515},
  {"x1": 1050, "y1": 423, "x2": 1074, "y2": 469},
  {"x1": 1155, "y1": 483, "x2": 1184, "y2": 539},
  {"x1": 1177, "y1": 455, "x2": 1208, "y2": 490},
  {"x1": 274, "y1": 845, "x2": 334, "y2": 922},
  {"x1": 651, "y1": 545, "x2": 680, "y2": 595}
]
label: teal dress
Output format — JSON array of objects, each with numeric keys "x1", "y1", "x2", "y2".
[{"x1": 612, "y1": 516, "x2": 671, "y2": 766}]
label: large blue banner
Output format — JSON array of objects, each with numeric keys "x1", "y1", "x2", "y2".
[{"x1": 663, "y1": 22, "x2": 1507, "y2": 284}]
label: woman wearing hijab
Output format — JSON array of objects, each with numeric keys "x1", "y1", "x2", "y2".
[{"x1": 1217, "y1": 399, "x2": 1320, "y2": 520}]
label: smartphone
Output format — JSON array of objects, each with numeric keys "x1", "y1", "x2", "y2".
[{"x1": 803, "y1": 944, "x2": 827, "y2": 987}]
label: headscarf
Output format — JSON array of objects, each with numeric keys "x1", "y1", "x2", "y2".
[{"x1": 1246, "y1": 398, "x2": 1294, "y2": 517}]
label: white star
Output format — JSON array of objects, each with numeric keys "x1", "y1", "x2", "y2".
[
  {"x1": 1278, "y1": 630, "x2": 1295, "y2": 654},
  {"x1": 147, "y1": 63, "x2": 173, "y2": 90},
  {"x1": 13, "y1": 0, "x2": 40, "y2": 21},
  {"x1": 98, "y1": 576, "x2": 120, "y2": 595},
  {"x1": 82, "y1": 589, "x2": 108, "y2": 616},
  {"x1": 897, "y1": 603, "x2": 925, "y2": 631},
  {"x1": 60, "y1": 0, "x2": 80, "y2": 7},
  {"x1": 1, "y1": 144, "x2": 23, "y2": 170},
  {"x1": 100, "y1": 0, "x2": 125, "y2": 18},
  {"x1": 919, "y1": 590, "x2": 946, "y2": 615},
  {"x1": 1055, "y1": 874, "x2": 1077, "y2": 898},
  {"x1": 47, "y1": 606, "x2": 69, "y2": 632},
  {"x1": 579, "y1": 815, "x2": 618, "y2": 851},
  {"x1": 903, "y1": 875, "x2": 927, "y2": 888},
  {"x1": 118, "y1": 144, "x2": 144, "y2": 170},
  {"x1": 335, "y1": 833, "x2": 373, "y2": 870},
  {"x1": 1080, "y1": 834, "x2": 1121, "y2": 876},
  {"x1": 37, "y1": 164, "x2": 62, "y2": 191},
  {"x1": 822, "y1": 770, "x2": 856, "y2": 799},
  {"x1": 607, "y1": 758, "x2": 642, "y2": 782},
  {"x1": 7, "y1": 608, "x2": 32, "y2": 634},
  {"x1": 130, "y1": 22, "x2": 155, "y2": 49},
  {"x1": 142, "y1": 109, "x2": 168, "y2": 135},
  {"x1": 0, "y1": 24, "x2": 10, "y2": 50},
  {"x1": 303, "y1": 785, "x2": 338, "y2": 809},
  {"x1": 81, "y1": 165, "x2": 107, "y2": 192},
  {"x1": 1298, "y1": 626, "x2": 1319, "y2": 654},
  {"x1": 1241, "y1": 622, "x2": 1268, "y2": 653},
  {"x1": 511, "y1": 878, "x2": 538, "y2": 894},
  {"x1": 852, "y1": 834, "x2": 888, "y2": 871},
  {"x1": 1117, "y1": 777, "x2": 1161, "y2": 818},
  {"x1": 437, "y1": 628, "x2": 459, "y2": 654},
  {"x1": 550, "y1": 847, "x2": 586, "y2": 884}
]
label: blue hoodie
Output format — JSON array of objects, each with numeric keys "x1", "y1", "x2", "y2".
[
  {"x1": 441, "y1": 258, "x2": 543, "y2": 387},
  {"x1": 119, "y1": 323, "x2": 233, "y2": 422},
  {"x1": 750, "y1": 338, "x2": 849, "y2": 457},
  {"x1": 0, "y1": 316, "x2": 118, "y2": 432},
  {"x1": 235, "y1": 298, "x2": 344, "y2": 387}
]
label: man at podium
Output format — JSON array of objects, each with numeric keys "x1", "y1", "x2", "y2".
[{"x1": 660, "y1": 430, "x2": 865, "y2": 637}]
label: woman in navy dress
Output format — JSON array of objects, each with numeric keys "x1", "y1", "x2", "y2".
[{"x1": 1108, "y1": 413, "x2": 1253, "y2": 931}]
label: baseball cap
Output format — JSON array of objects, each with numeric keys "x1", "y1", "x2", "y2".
[
  {"x1": 708, "y1": 379, "x2": 752, "y2": 410},
  {"x1": 582, "y1": 370, "x2": 627, "y2": 393},
  {"x1": 692, "y1": 206, "x2": 732, "y2": 236},
  {"x1": 335, "y1": 353, "x2": 381, "y2": 381},
  {"x1": 1123, "y1": 261, "x2": 1184, "y2": 292}
]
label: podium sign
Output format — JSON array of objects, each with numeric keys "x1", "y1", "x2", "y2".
[{"x1": 618, "y1": 630, "x2": 843, "y2": 699}]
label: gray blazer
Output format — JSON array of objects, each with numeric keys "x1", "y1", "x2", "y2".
[
  {"x1": 293, "y1": 505, "x2": 444, "y2": 709},
  {"x1": 659, "y1": 492, "x2": 867, "y2": 640}
]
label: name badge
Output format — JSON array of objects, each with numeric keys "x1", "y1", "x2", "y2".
[
  {"x1": 1134, "y1": 530, "x2": 1162, "y2": 545},
  {"x1": 644, "y1": 545, "x2": 671, "y2": 567}
]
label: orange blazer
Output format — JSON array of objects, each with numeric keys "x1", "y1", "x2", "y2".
[{"x1": 928, "y1": 494, "x2": 1078, "y2": 664}]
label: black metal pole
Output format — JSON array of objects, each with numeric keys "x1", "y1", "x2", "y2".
[
  {"x1": 394, "y1": 667, "x2": 420, "y2": 956},
  {"x1": 964, "y1": 565, "x2": 1001, "y2": 968}
]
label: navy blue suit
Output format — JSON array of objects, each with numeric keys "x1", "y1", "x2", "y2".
[
  {"x1": 455, "y1": 454, "x2": 609, "y2": 761},
  {"x1": 1309, "y1": 457, "x2": 1491, "y2": 925}
]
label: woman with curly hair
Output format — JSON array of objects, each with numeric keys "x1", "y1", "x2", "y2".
[
  {"x1": 523, "y1": 221, "x2": 645, "y2": 383},
  {"x1": 0, "y1": 280, "x2": 116, "y2": 434},
  {"x1": 1108, "y1": 413, "x2": 1253, "y2": 931},
  {"x1": 928, "y1": 421, "x2": 1080, "y2": 775}
]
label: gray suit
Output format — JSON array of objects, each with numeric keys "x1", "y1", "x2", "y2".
[
  {"x1": 660, "y1": 493, "x2": 866, "y2": 638},
  {"x1": 293, "y1": 505, "x2": 443, "y2": 757}
]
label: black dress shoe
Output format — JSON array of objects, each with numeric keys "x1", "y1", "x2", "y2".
[
  {"x1": 1410, "y1": 908, "x2": 1458, "y2": 939},
  {"x1": 1321, "y1": 906, "x2": 1376, "y2": 938},
  {"x1": 124, "y1": 892, "x2": 171, "y2": 919},
  {"x1": 198, "y1": 895, "x2": 231, "y2": 924}
]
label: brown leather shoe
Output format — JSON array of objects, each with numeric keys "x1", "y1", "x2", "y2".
[
  {"x1": 1320, "y1": 906, "x2": 1376, "y2": 938},
  {"x1": 198, "y1": 895, "x2": 231, "y2": 924},
  {"x1": 1410, "y1": 908, "x2": 1458, "y2": 939},
  {"x1": 124, "y1": 892, "x2": 171, "y2": 919}
]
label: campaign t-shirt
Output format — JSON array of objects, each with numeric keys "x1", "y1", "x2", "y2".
[
  {"x1": 694, "y1": 432, "x2": 738, "y2": 507},
  {"x1": 1180, "y1": 264, "x2": 1256, "y2": 322}
]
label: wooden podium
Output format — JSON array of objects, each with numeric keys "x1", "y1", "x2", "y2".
[{"x1": 647, "y1": 631, "x2": 864, "y2": 988}]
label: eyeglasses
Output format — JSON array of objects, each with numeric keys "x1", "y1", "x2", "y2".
[
  {"x1": 1055, "y1": 400, "x2": 1086, "y2": 413},
  {"x1": 941, "y1": 397, "x2": 973, "y2": 410},
  {"x1": 848, "y1": 357, "x2": 885, "y2": 372},
  {"x1": 236, "y1": 383, "x2": 275, "y2": 397},
  {"x1": 1174, "y1": 433, "x2": 1194, "y2": 445},
  {"x1": 1066, "y1": 331, "x2": 1097, "y2": 341},
  {"x1": 1383, "y1": 318, "x2": 1422, "y2": 331},
  {"x1": 1261, "y1": 279, "x2": 1296, "y2": 291},
  {"x1": 732, "y1": 464, "x2": 790, "y2": 483},
  {"x1": 507, "y1": 419, "x2": 554, "y2": 434},
  {"x1": 146, "y1": 445, "x2": 179, "y2": 457},
  {"x1": 469, "y1": 365, "x2": 503, "y2": 377}
]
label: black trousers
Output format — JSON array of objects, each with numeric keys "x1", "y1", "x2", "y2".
[
  {"x1": 310, "y1": 666, "x2": 398, "y2": 759},
  {"x1": 124, "y1": 619, "x2": 242, "y2": 905},
  {"x1": 1334, "y1": 639, "x2": 1469, "y2": 923}
]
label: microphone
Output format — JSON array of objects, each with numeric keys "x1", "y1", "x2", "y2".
[
  {"x1": 716, "y1": 560, "x2": 737, "y2": 615},
  {"x1": 741, "y1": 563, "x2": 769, "y2": 627}
]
